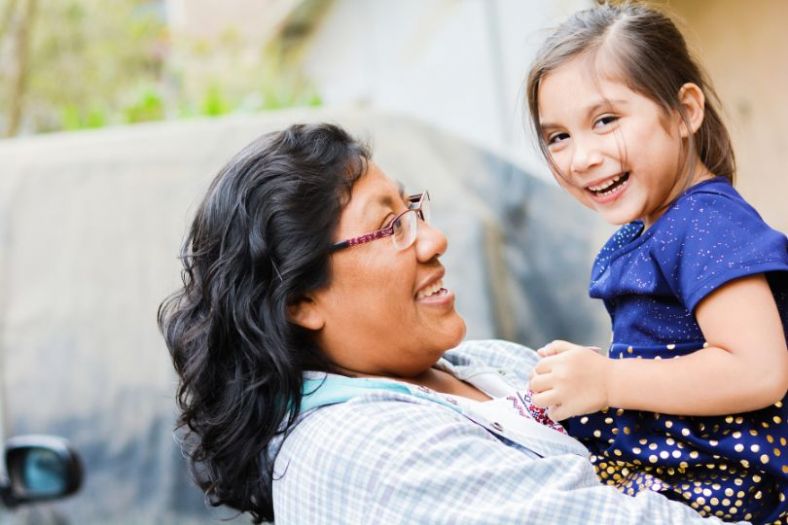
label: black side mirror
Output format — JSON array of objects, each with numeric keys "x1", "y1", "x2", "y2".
[{"x1": 1, "y1": 435, "x2": 83, "y2": 507}]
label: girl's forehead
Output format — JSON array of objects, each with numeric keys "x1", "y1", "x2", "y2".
[
  {"x1": 538, "y1": 50, "x2": 656, "y2": 116},
  {"x1": 548, "y1": 48, "x2": 629, "y2": 92}
]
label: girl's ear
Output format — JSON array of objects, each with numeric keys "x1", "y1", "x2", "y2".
[
  {"x1": 677, "y1": 82, "x2": 706, "y2": 138},
  {"x1": 287, "y1": 295, "x2": 325, "y2": 331}
]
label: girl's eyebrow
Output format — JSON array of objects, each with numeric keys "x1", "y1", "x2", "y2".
[{"x1": 540, "y1": 98, "x2": 628, "y2": 130}]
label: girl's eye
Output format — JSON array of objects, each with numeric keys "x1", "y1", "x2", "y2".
[
  {"x1": 547, "y1": 132, "x2": 569, "y2": 146},
  {"x1": 594, "y1": 115, "x2": 618, "y2": 129}
]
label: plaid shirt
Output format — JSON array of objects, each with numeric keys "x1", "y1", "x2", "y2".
[{"x1": 271, "y1": 340, "x2": 742, "y2": 524}]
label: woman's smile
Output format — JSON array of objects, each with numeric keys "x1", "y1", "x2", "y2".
[{"x1": 414, "y1": 271, "x2": 454, "y2": 308}]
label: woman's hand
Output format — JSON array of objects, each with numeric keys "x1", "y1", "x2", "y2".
[{"x1": 529, "y1": 340, "x2": 611, "y2": 421}]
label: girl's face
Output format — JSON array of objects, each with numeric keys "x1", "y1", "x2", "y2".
[{"x1": 537, "y1": 54, "x2": 699, "y2": 228}]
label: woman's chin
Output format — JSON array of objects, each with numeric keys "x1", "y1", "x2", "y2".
[{"x1": 441, "y1": 314, "x2": 467, "y2": 349}]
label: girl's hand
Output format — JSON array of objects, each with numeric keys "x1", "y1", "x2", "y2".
[{"x1": 529, "y1": 340, "x2": 610, "y2": 421}]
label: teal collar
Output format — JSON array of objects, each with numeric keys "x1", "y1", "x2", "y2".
[{"x1": 300, "y1": 374, "x2": 457, "y2": 413}]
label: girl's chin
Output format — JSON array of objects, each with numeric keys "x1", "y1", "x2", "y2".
[{"x1": 595, "y1": 204, "x2": 643, "y2": 226}]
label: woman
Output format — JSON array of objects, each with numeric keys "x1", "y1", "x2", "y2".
[{"x1": 159, "y1": 123, "x2": 736, "y2": 524}]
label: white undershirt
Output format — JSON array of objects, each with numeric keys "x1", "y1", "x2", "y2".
[{"x1": 443, "y1": 371, "x2": 588, "y2": 455}]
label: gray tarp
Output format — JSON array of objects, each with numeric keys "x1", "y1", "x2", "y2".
[{"x1": 0, "y1": 108, "x2": 609, "y2": 524}]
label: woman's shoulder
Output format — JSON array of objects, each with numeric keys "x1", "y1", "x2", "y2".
[
  {"x1": 276, "y1": 394, "x2": 493, "y2": 496},
  {"x1": 443, "y1": 339, "x2": 538, "y2": 374},
  {"x1": 273, "y1": 398, "x2": 475, "y2": 523}
]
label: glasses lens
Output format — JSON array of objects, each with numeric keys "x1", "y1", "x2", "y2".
[{"x1": 393, "y1": 211, "x2": 417, "y2": 250}]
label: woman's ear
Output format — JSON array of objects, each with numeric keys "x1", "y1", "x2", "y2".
[
  {"x1": 287, "y1": 295, "x2": 325, "y2": 331},
  {"x1": 677, "y1": 82, "x2": 706, "y2": 138}
]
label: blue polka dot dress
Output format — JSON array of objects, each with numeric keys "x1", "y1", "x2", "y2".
[{"x1": 565, "y1": 178, "x2": 788, "y2": 524}]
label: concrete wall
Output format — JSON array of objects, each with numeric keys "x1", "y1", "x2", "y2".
[
  {"x1": 671, "y1": 0, "x2": 787, "y2": 232},
  {"x1": 300, "y1": 0, "x2": 589, "y2": 177}
]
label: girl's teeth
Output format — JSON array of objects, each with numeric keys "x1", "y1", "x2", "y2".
[{"x1": 589, "y1": 175, "x2": 621, "y2": 192}]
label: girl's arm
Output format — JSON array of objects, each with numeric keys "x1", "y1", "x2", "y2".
[{"x1": 530, "y1": 274, "x2": 788, "y2": 420}]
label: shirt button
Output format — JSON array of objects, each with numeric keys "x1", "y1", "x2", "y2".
[
  {"x1": 497, "y1": 369, "x2": 507, "y2": 376},
  {"x1": 491, "y1": 422, "x2": 504, "y2": 432}
]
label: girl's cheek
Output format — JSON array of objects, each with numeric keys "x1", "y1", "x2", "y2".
[
  {"x1": 549, "y1": 156, "x2": 571, "y2": 182},
  {"x1": 552, "y1": 171, "x2": 574, "y2": 192}
]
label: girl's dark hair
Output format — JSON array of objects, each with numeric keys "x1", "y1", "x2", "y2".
[
  {"x1": 526, "y1": 1, "x2": 735, "y2": 184},
  {"x1": 158, "y1": 123, "x2": 369, "y2": 523}
]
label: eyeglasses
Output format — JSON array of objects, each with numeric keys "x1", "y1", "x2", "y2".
[{"x1": 330, "y1": 191, "x2": 431, "y2": 252}]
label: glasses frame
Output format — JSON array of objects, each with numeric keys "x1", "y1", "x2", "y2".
[{"x1": 330, "y1": 191, "x2": 430, "y2": 253}]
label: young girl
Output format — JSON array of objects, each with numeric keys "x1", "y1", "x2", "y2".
[{"x1": 525, "y1": 3, "x2": 787, "y2": 524}]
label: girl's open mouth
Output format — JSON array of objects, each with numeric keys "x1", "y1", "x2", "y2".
[{"x1": 587, "y1": 172, "x2": 630, "y2": 196}]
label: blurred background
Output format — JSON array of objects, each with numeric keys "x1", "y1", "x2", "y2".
[
  {"x1": 1, "y1": 0, "x2": 786, "y2": 229},
  {"x1": 0, "y1": 0, "x2": 785, "y2": 523}
]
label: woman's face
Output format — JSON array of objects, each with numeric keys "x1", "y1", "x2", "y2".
[{"x1": 299, "y1": 163, "x2": 466, "y2": 378}]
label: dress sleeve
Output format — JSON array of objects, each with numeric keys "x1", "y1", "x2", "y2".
[
  {"x1": 654, "y1": 191, "x2": 788, "y2": 312},
  {"x1": 273, "y1": 397, "x2": 738, "y2": 524}
]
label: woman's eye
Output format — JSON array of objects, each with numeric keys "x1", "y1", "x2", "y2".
[
  {"x1": 547, "y1": 132, "x2": 569, "y2": 146},
  {"x1": 377, "y1": 212, "x2": 395, "y2": 230},
  {"x1": 391, "y1": 216, "x2": 403, "y2": 233}
]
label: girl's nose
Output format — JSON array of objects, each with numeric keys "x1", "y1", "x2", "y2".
[
  {"x1": 415, "y1": 220, "x2": 448, "y2": 262},
  {"x1": 570, "y1": 136, "x2": 603, "y2": 174}
]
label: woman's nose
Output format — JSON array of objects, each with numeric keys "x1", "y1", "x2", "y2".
[{"x1": 415, "y1": 220, "x2": 448, "y2": 261}]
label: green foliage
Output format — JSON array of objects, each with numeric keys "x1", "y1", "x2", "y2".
[
  {"x1": 0, "y1": 0, "x2": 325, "y2": 135},
  {"x1": 0, "y1": 0, "x2": 168, "y2": 133},
  {"x1": 260, "y1": 82, "x2": 323, "y2": 111},
  {"x1": 200, "y1": 85, "x2": 229, "y2": 117},
  {"x1": 123, "y1": 87, "x2": 165, "y2": 124},
  {"x1": 60, "y1": 104, "x2": 107, "y2": 130}
]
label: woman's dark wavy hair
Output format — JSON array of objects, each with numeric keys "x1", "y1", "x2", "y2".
[
  {"x1": 158, "y1": 123, "x2": 369, "y2": 523},
  {"x1": 526, "y1": 1, "x2": 735, "y2": 185}
]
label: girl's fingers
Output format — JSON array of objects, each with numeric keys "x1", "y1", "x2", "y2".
[
  {"x1": 528, "y1": 373, "x2": 550, "y2": 393},
  {"x1": 537, "y1": 340, "x2": 562, "y2": 356},
  {"x1": 537, "y1": 340, "x2": 580, "y2": 357},
  {"x1": 536, "y1": 346, "x2": 552, "y2": 357},
  {"x1": 532, "y1": 359, "x2": 551, "y2": 375},
  {"x1": 548, "y1": 404, "x2": 570, "y2": 422},
  {"x1": 531, "y1": 389, "x2": 558, "y2": 409}
]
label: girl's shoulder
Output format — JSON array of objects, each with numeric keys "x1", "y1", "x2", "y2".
[
  {"x1": 601, "y1": 177, "x2": 782, "y2": 259},
  {"x1": 593, "y1": 177, "x2": 787, "y2": 312},
  {"x1": 656, "y1": 177, "x2": 785, "y2": 251},
  {"x1": 669, "y1": 177, "x2": 761, "y2": 224}
]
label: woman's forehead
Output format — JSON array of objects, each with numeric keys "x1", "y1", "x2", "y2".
[
  {"x1": 348, "y1": 165, "x2": 405, "y2": 208},
  {"x1": 335, "y1": 163, "x2": 405, "y2": 230}
]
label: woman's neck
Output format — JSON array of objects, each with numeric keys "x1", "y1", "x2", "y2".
[
  {"x1": 400, "y1": 367, "x2": 491, "y2": 401},
  {"x1": 340, "y1": 364, "x2": 491, "y2": 401}
]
